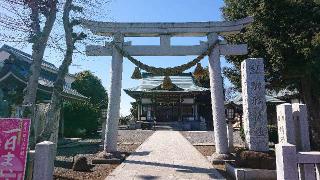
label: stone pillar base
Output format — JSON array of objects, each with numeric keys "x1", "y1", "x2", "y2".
[
  {"x1": 92, "y1": 151, "x2": 125, "y2": 164},
  {"x1": 209, "y1": 153, "x2": 233, "y2": 164}
]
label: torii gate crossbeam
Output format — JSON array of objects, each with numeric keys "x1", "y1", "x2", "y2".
[{"x1": 82, "y1": 17, "x2": 253, "y2": 37}]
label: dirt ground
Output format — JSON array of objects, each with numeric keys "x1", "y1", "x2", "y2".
[
  {"x1": 54, "y1": 144, "x2": 140, "y2": 180},
  {"x1": 194, "y1": 145, "x2": 230, "y2": 179},
  {"x1": 54, "y1": 130, "x2": 154, "y2": 180},
  {"x1": 54, "y1": 131, "x2": 232, "y2": 180}
]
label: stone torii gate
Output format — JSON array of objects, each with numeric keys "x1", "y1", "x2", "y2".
[{"x1": 82, "y1": 17, "x2": 253, "y2": 160}]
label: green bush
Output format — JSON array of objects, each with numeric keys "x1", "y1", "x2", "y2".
[
  {"x1": 63, "y1": 102, "x2": 99, "y2": 138},
  {"x1": 239, "y1": 125, "x2": 279, "y2": 144},
  {"x1": 119, "y1": 115, "x2": 131, "y2": 125}
]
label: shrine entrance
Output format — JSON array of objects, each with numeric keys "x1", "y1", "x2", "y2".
[
  {"x1": 83, "y1": 17, "x2": 253, "y2": 159},
  {"x1": 156, "y1": 104, "x2": 175, "y2": 122}
]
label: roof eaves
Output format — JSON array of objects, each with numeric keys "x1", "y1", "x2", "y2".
[{"x1": 0, "y1": 45, "x2": 76, "y2": 78}]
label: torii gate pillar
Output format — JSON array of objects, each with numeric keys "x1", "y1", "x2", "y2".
[
  {"x1": 208, "y1": 33, "x2": 229, "y2": 158},
  {"x1": 104, "y1": 33, "x2": 124, "y2": 153}
]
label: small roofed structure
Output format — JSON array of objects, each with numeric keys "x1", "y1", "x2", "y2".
[
  {"x1": 232, "y1": 95, "x2": 285, "y2": 105},
  {"x1": 228, "y1": 94, "x2": 285, "y2": 126},
  {"x1": 124, "y1": 73, "x2": 210, "y2": 130}
]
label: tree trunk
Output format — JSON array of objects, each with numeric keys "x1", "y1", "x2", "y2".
[
  {"x1": 37, "y1": 90, "x2": 61, "y2": 143},
  {"x1": 301, "y1": 78, "x2": 320, "y2": 150},
  {"x1": 22, "y1": 0, "x2": 57, "y2": 118},
  {"x1": 37, "y1": 0, "x2": 75, "y2": 144}
]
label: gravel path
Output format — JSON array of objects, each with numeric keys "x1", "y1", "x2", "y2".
[
  {"x1": 180, "y1": 130, "x2": 245, "y2": 146},
  {"x1": 117, "y1": 130, "x2": 154, "y2": 144}
]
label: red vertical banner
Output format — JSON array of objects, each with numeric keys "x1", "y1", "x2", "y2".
[{"x1": 0, "y1": 118, "x2": 31, "y2": 180}]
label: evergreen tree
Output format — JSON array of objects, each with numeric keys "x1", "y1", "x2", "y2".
[
  {"x1": 222, "y1": 0, "x2": 320, "y2": 149},
  {"x1": 72, "y1": 71, "x2": 108, "y2": 105}
]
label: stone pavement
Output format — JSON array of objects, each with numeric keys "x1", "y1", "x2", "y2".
[{"x1": 106, "y1": 131, "x2": 225, "y2": 180}]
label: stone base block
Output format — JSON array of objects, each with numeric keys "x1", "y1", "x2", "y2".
[
  {"x1": 209, "y1": 153, "x2": 233, "y2": 164},
  {"x1": 92, "y1": 151, "x2": 125, "y2": 164},
  {"x1": 182, "y1": 123, "x2": 191, "y2": 131},
  {"x1": 226, "y1": 162, "x2": 276, "y2": 180}
]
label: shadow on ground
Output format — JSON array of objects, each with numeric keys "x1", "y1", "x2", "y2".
[
  {"x1": 130, "y1": 151, "x2": 151, "y2": 156},
  {"x1": 125, "y1": 159, "x2": 222, "y2": 179},
  {"x1": 137, "y1": 175, "x2": 160, "y2": 180}
]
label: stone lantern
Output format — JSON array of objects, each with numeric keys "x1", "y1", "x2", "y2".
[
  {"x1": 225, "y1": 101, "x2": 238, "y2": 152},
  {"x1": 100, "y1": 103, "x2": 108, "y2": 142}
]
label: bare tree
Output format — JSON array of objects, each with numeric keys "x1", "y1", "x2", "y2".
[
  {"x1": 0, "y1": 0, "x2": 57, "y2": 148},
  {"x1": 21, "y1": 1, "x2": 58, "y2": 117},
  {"x1": 1, "y1": 0, "x2": 111, "y2": 146},
  {"x1": 37, "y1": 0, "x2": 111, "y2": 144},
  {"x1": 0, "y1": 1, "x2": 30, "y2": 44},
  {"x1": 0, "y1": 1, "x2": 58, "y2": 115},
  {"x1": 37, "y1": 0, "x2": 87, "y2": 143}
]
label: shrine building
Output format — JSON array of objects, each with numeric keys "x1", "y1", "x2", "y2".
[
  {"x1": 0, "y1": 44, "x2": 87, "y2": 117},
  {"x1": 124, "y1": 73, "x2": 210, "y2": 130}
]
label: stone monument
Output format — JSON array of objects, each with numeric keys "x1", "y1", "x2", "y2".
[
  {"x1": 276, "y1": 103, "x2": 296, "y2": 144},
  {"x1": 241, "y1": 58, "x2": 269, "y2": 152},
  {"x1": 33, "y1": 141, "x2": 55, "y2": 180},
  {"x1": 292, "y1": 103, "x2": 310, "y2": 151},
  {"x1": 276, "y1": 103, "x2": 310, "y2": 150},
  {"x1": 276, "y1": 103, "x2": 313, "y2": 180}
]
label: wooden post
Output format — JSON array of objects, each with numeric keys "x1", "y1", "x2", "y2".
[
  {"x1": 171, "y1": 103, "x2": 174, "y2": 122},
  {"x1": 137, "y1": 102, "x2": 141, "y2": 121},
  {"x1": 240, "y1": 113, "x2": 243, "y2": 129},
  {"x1": 195, "y1": 103, "x2": 199, "y2": 121},
  {"x1": 179, "y1": 95, "x2": 182, "y2": 121}
]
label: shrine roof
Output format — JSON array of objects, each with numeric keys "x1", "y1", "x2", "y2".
[
  {"x1": 124, "y1": 73, "x2": 209, "y2": 98},
  {"x1": 0, "y1": 63, "x2": 88, "y2": 101},
  {"x1": 0, "y1": 45, "x2": 75, "y2": 77},
  {"x1": 233, "y1": 95, "x2": 285, "y2": 105},
  {"x1": 0, "y1": 45, "x2": 87, "y2": 101}
]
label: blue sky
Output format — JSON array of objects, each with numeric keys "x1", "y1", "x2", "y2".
[{"x1": 2, "y1": 0, "x2": 232, "y2": 116}]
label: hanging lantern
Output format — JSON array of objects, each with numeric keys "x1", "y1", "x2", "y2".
[
  {"x1": 161, "y1": 76, "x2": 174, "y2": 90},
  {"x1": 131, "y1": 67, "x2": 142, "y2": 79},
  {"x1": 193, "y1": 63, "x2": 205, "y2": 78}
]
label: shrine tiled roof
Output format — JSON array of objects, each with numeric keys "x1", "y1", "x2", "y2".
[
  {"x1": 0, "y1": 45, "x2": 87, "y2": 101},
  {"x1": 38, "y1": 78, "x2": 87, "y2": 100},
  {"x1": 233, "y1": 94, "x2": 285, "y2": 105},
  {"x1": 1, "y1": 45, "x2": 58, "y2": 70},
  {"x1": 0, "y1": 44, "x2": 75, "y2": 77},
  {"x1": 124, "y1": 73, "x2": 209, "y2": 95}
]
